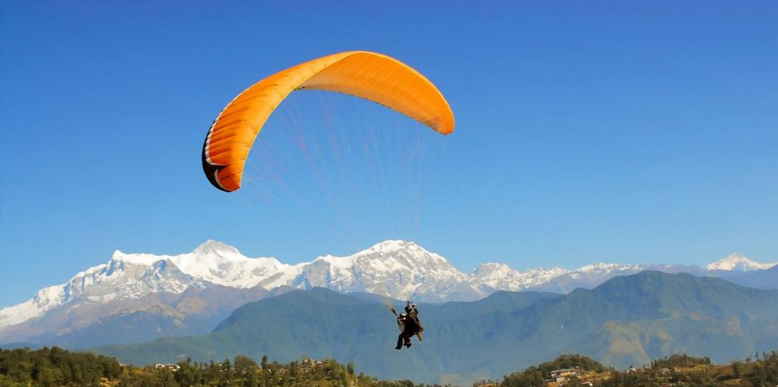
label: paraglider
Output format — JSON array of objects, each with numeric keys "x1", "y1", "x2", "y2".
[
  {"x1": 392, "y1": 301, "x2": 423, "y2": 350},
  {"x1": 202, "y1": 51, "x2": 455, "y2": 192},
  {"x1": 202, "y1": 52, "x2": 446, "y2": 352}
]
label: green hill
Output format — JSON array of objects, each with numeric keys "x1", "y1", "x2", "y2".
[{"x1": 95, "y1": 272, "x2": 778, "y2": 384}]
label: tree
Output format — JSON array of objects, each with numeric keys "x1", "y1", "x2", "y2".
[
  {"x1": 751, "y1": 362, "x2": 766, "y2": 387},
  {"x1": 175, "y1": 359, "x2": 196, "y2": 387},
  {"x1": 732, "y1": 360, "x2": 742, "y2": 379},
  {"x1": 36, "y1": 367, "x2": 63, "y2": 387},
  {"x1": 234, "y1": 355, "x2": 259, "y2": 377}
]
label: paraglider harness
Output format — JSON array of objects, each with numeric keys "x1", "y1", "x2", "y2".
[{"x1": 391, "y1": 301, "x2": 423, "y2": 350}]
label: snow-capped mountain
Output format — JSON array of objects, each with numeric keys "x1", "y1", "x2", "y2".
[
  {"x1": 293, "y1": 240, "x2": 472, "y2": 301},
  {"x1": 0, "y1": 241, "x2": 295, "y2": 329},
  {"x1": 471, "y1": 263, "x2": 564, "y2": 290},
  {"x1": 706, "y1": 252, "x2": 776, "y2": 271},
  {"x1": 1, "y1": 240, "x2": 774, "y2": 348}
]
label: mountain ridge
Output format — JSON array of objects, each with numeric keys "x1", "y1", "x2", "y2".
[
  {"x1": 94, "y1": 271, "x2": 778, "y2": 385},
  {"x1": 2, "y1": 240, "x2": 775, "y2": 348}
]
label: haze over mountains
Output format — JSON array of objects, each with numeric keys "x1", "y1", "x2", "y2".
[{"x1": 1, "y1": 240, "x2": 775, "y2": 350}]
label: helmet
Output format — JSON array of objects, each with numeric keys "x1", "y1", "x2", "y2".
[{"x1": 400, "y1": 312, "x2": 407, "y2": 317}]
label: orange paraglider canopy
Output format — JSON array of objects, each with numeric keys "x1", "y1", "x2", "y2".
[{"x1": 202, "y1": 51, "x2": 455, "y2": 192}]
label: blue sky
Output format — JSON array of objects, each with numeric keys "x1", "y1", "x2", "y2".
[{"x1": 1, "y1": 1, "x2": 776, "y2": 308}]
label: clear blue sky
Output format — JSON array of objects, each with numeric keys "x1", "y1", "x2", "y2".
[{"x1": 1, "y1": 1, "x2": 776, "y2": 308}]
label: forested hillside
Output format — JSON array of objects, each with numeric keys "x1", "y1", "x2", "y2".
[
  {"x1": 481, "y1": 352, "x2": 778, "y2": 387},
  {"x1": 3, "y1": 347, "x2": 778, "y2": 387},
  {"x1": 97, "y1": 272, "x2": 778, "y2": 383}
]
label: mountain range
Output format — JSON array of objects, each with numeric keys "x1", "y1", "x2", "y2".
[
  {"x1": 1, "y1": 240, "x2": 775, "y2": 349},
  {"x1": 94, "y1": 271, "x2": 778, "y2": 385}
]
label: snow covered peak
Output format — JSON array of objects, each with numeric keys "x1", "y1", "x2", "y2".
[
  {"x1": 297, "y1": 240, "x2": 466, "y2": 301},
  {"x1": 1, "y1": 241, "x2": 296, "y2": 329},
  {"x1": 706, "y1": 252, "x2": 777, "y2": 271},
  {"x1": 577, "y1": 262, "x2": 643, "y2": 274},
  {"x1": 324, "y1": 240, "x2": 436, "y2": 270},
  {"x1": 111, "y1": 249, "x2": 166, "y2": 266},
  {"x1": 7, "y1": 240, "x2": 777, "y2": 333},
  {"x1": 171, "y1": 241, "x2": 297, "y2": 289},
  {"x1": 0, "y1": 285, "x2": 65, "y2": 327},
  {"x1": 340, "y1": 240, "x2": 453, "y2": 272},
  {"x1": 469, "y1": 262, "x2": 570, "y2": 292},
  {"x1": 193, "y1": 240, "x2": 242, "y2": 257},
  {"x1": 470, "y1": 263, "x2": 519, "y2": 289},
  {"x1": 472, "y1": 263, "x2": 513, "y2": 277},
  {"x1": 365, "y1": 240, "x2": 423, "y2": 254}
]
